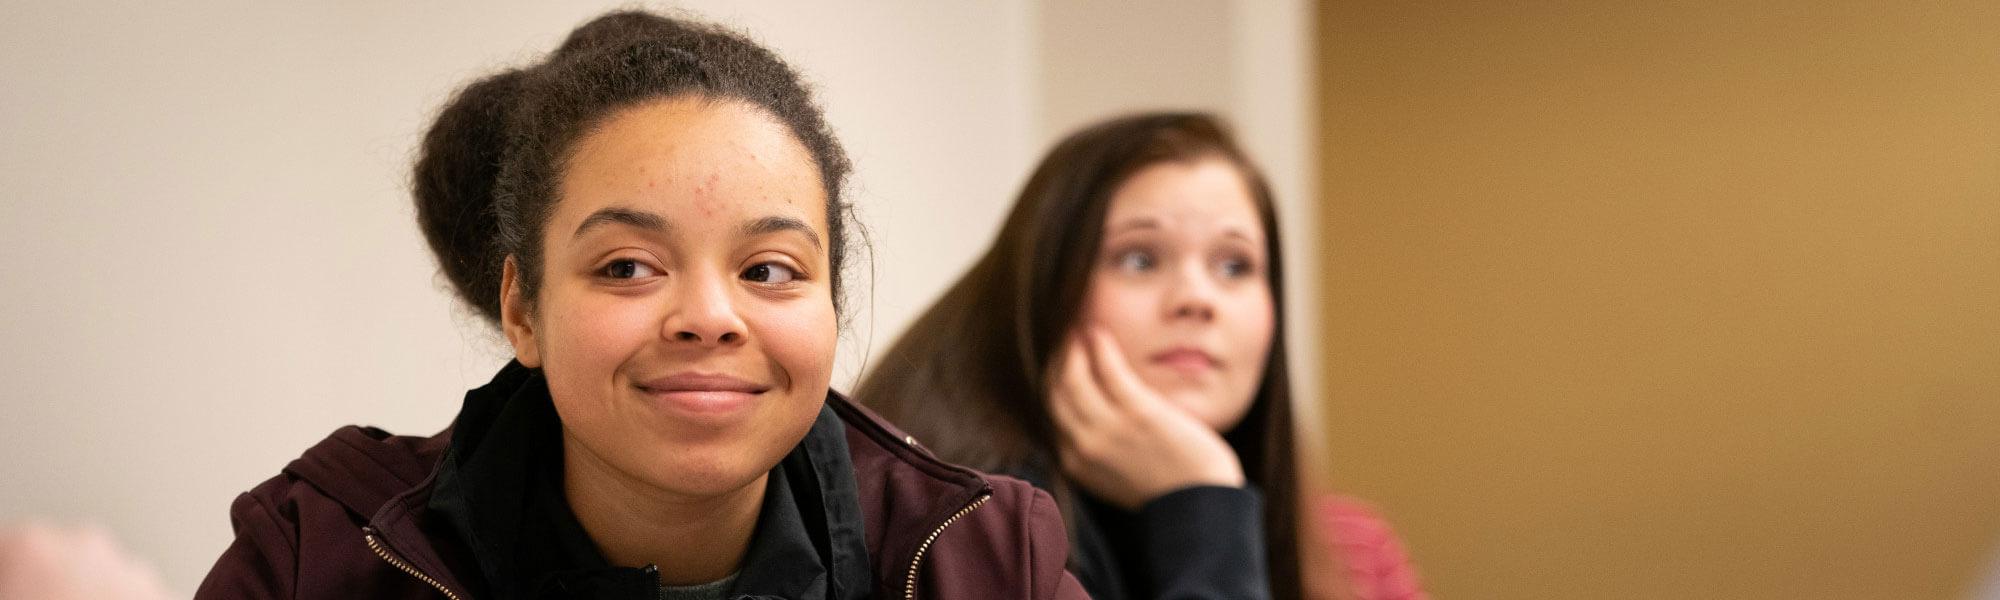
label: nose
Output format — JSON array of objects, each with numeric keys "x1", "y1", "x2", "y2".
[
  {"x1": 661, "y1": 270, "x2": 747, "y2": 346},
  {"x1": 1164, "y1": 261, "x2": 1219, "y2": 323}
]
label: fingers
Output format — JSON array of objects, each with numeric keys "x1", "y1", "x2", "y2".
[
  {"x1": 1051, "y1": 333, "x2": 1120, "y2": 483},
  {"x1": 1082, "y1": 327, "x2": 1163, "y2": 414},
  {"x1": 1051, "y1": 335, "x2": 1114, "y2": 428}
]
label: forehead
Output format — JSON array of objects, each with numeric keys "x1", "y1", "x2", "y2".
[
  {"x1": 1104, "y1": 158, "x2": 1263, "y2": 240},
  {"x1": 555, "y1": 96, "x2": 826, "y2": 227}
]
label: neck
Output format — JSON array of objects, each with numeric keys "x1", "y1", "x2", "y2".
[{"x1": 561, "y1": 433, "x2": 765, "y2": 586}]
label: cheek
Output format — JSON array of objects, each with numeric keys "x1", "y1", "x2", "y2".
[
  {"x1": 1164, "y1": 284, "x2": 1277, "y2": 436},
  {"x1": 1082, "y1": 275, "x2": 1156, "y2": 343},
  {"x1": 747, "y1": 296, "x2": 838, "y2": 394},
  {"x1": 540, "y1": 287, "x2": 660, "y2": 373},
  {"x1": 534, "y1": 287, "x2": 664, "y2": 435},
  {"x1": 1220, "y1": 287, "x2": 1277, "y2": 418},
  {"x1": 745, "y1": 296, "x2": 837, "y2": 465},
  {"x1": 1229, "y1": 287, "x2": 1277, "y2": 364}
]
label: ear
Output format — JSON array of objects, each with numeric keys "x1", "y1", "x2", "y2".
[{"x1": 500, "y1": 256, "x2": 543, "y2": 368}]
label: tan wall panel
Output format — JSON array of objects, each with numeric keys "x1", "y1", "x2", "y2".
[{"x1": 1315, "y1": 2, "x2": 2000, "y2": 598}]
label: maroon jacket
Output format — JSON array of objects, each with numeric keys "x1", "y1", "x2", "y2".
[{"x1": 196, "y1": 367, "x2": 1087, "y2": 599}]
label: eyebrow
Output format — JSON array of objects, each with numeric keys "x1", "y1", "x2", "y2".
[
  {"x1": 1108, "y1": 216, "x2": 1261, "y2": 244},
  {"x1": 1107, "y1": 217, "x2": 1161, "y2": 234},
  {"x1": 572, "y1": 207, "x2": 670, "y2": 240},
  {"x1": 742, "y1": 215, "x2": 823, "y2": 250},
  {"x1": 571, "y1": 207, "x2": 822, "y2": 249}
]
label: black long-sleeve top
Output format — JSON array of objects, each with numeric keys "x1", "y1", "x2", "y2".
[{"x1": 1014, "y1": 467, "x2": 1272, "y2": 600}]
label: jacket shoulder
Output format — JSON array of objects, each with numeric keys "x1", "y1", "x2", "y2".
[
  {"x1": 829, "y1": 394, "x2": 1082, "y2": 599},
  {"x1": 926, "y1": 473, "x2": 1080, "y2": 600},
  {"x1": 221, "y1": 425, "x2": 445, "y2": 527},
  {"x1": 283, "y1": 425, "x2": 449, "y2": 517},
  {"x1": 196, "y1": 425, "x2": 452, "y2": 599}
]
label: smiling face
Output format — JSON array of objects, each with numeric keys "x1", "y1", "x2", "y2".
[
  {"x1": 501, "y1": 96, "x2": 836, "y2": 500},
  {"x1": 1080, "y1": 157, "x2": 1275, "y2": 433}
]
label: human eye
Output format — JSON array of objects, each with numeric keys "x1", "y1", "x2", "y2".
[
  {"x1": 741, "y1": 261, "x2": 803, "y2": 285},
  {"x1": 1217, "y1": 255, "x2": 1258, "y2": 279},
  {"x1": 598, "y1": 258, "x2": 661, "y2": 280},
  {"x1": 1109, "y1": 248, "x2": 1157, "y2": 273}
]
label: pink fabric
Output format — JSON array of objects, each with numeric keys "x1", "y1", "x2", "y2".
[{"x1": 1315, "y1": 495, "x2": 1428, "y2": 600}]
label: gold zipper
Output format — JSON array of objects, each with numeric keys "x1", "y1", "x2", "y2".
[
  {"x1": 364, "y1": 528, "x2": 465, "y2": 600},
  {"x1": 903, "y1": 492, "x2": 991, "y2": 600}
]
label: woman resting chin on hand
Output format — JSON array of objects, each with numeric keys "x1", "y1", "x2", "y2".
[
  {"x1": 858, "y1": 113, "x2": 1428, "y2": 600},
  {"x1": 1049, "y1": 328, "x2": 1245, "y2": 511}
]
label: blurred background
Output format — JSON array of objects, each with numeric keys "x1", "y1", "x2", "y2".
[{"x1": 0, "y1": 1, "x2": 1993, "y2": 598}]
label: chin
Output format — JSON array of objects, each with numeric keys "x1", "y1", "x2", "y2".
[
  {"x1": 627, "y1": 399, "x2": 821, "y2": 498},
  {"x1": 641, "y1": 453, "x2": 772, "y2": 497},
  {"x1": 1159, "y1": 390, "x2": 1224, "y2": 429}
]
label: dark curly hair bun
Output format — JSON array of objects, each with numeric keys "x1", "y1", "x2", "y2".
[
  {"x1": 412, "y1": 69, "x2": 524, "y2": 325},
  {"x1": 410, "y1": 10, "x2": 851, "y2": 328}
]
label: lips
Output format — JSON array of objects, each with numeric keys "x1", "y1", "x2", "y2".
[
  {"x1": 1150, "y1": 347, "x2": 1220, "y2": 373},
  {"x1": 636, "y1": 373, "x2": 771, "y2": 420}
]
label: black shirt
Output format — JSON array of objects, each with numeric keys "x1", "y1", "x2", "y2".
[{"x1": 1017, "y1": 467, "x2": 1272, "y2": 600}]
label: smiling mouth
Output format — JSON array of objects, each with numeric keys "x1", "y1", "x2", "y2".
[{"x1": 636, "y1": 373, "x2": 771, "y2": 419}]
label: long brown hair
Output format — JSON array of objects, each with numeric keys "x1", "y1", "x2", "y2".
[{"x1": 854, "y1": 112, "x2": 1301, "y2": 599}]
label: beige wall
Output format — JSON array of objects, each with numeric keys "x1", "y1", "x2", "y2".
[
  {"x1": 0, "y1": 1, "x2": 1314, "y2": 594},
  {"x1": 1317, "y1": 1, "x2": 2000, "y2": 598}
]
